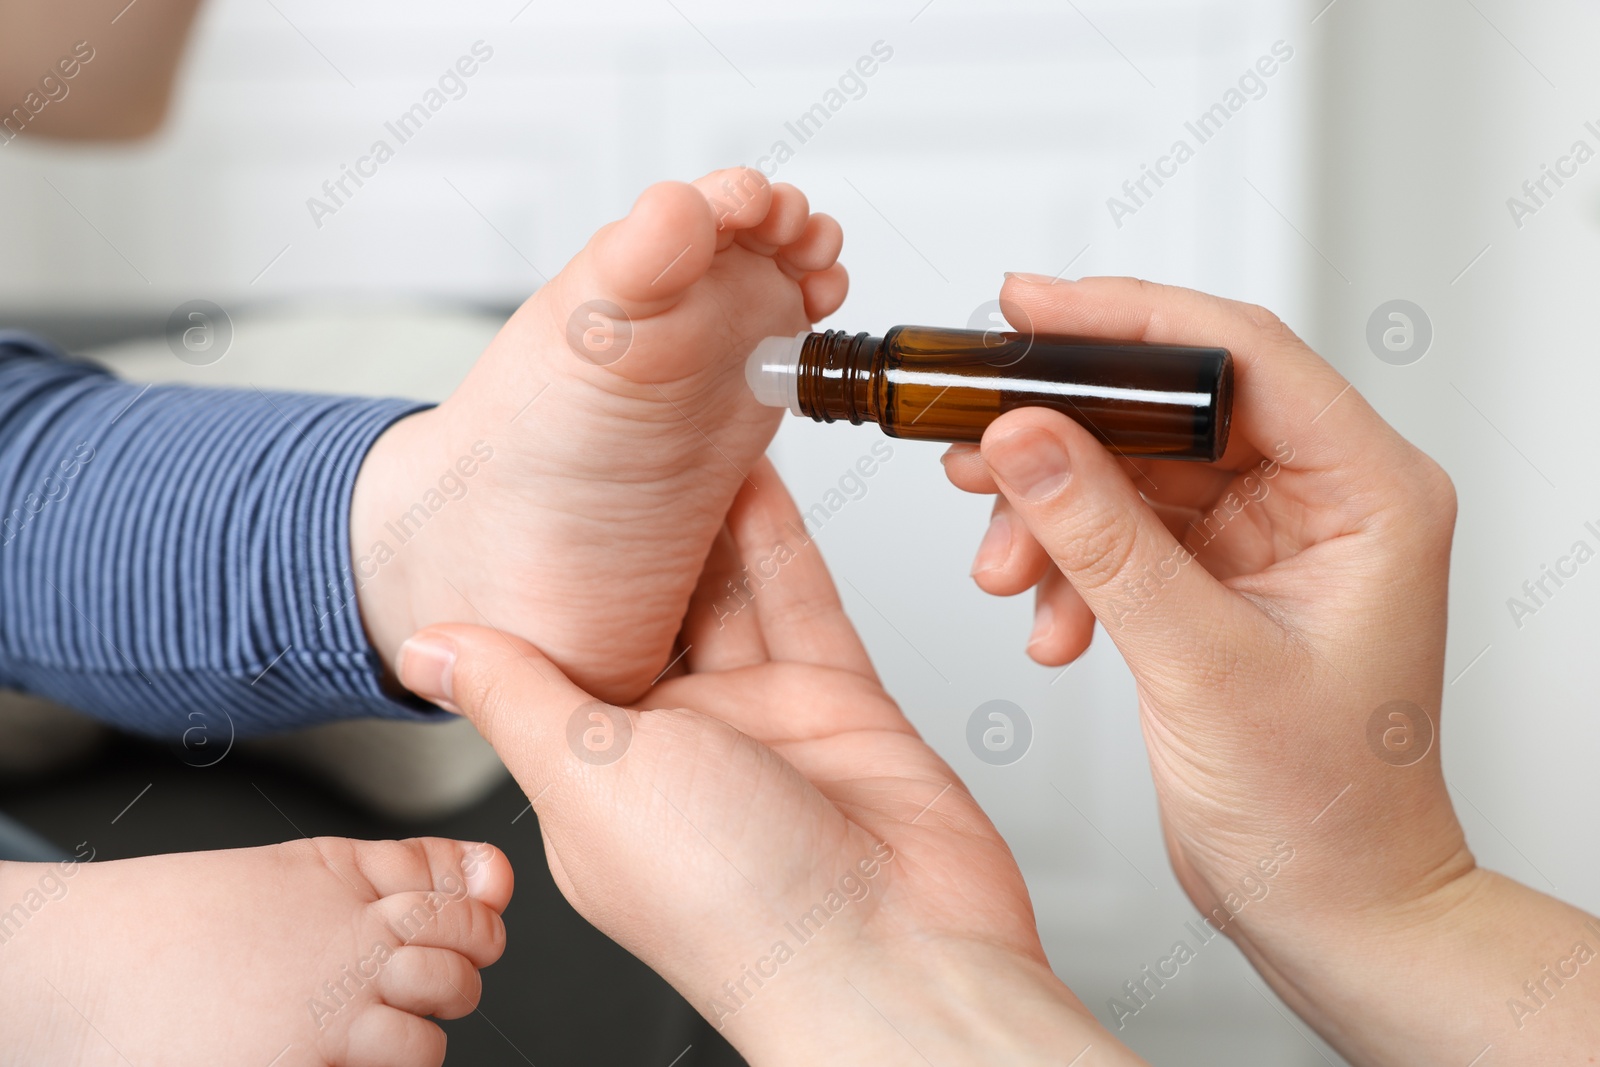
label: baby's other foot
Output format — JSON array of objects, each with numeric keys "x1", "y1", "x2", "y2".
[
  {"x1": 0, "y1": 836, "x2": 512, "y2": 1066},
  {"x1": 357, "y1": 168, "x2": 847, "y2": 702}
]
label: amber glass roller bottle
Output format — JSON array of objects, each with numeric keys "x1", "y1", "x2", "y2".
[{"x1": 745, "y1": 325, "x2": 1233, "y2": 461}]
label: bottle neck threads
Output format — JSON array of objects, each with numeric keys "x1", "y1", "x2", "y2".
[{"x1": 796, "y1": 330, "x2": 884, "y2": 425}]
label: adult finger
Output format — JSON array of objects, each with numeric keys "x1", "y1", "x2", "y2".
[
  {"x1": 998, "y1": 274, "x2": 1408, "y2": 492},
  {"x1": 682, "y1": 523, "x2": 770, "y2": 674},
  {"x1": 396, "y1": 624, "x2": 611, "y2": 800},
  {"x1": 726, "y1": 457, "x2": 878, "y2": 681},
  {"x1": 970, "y1": 495, "x2": 1054, "y2": 598},
  {"x1": 981, "y1": 406, "x2": 1257, "y2": 691},
  {"x1": 1026, "y1": 566, "x2": 1096, "y2": 668}
]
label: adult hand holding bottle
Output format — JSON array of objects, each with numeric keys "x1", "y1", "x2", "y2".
[
  {"x1": 396, "y1": 458, "x2": 1148, "y2": 1067},
  {"x1": 944, "y1": 274, "x2": 1600, "y2": 1064}
]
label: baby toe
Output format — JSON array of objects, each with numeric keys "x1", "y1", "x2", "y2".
[
  {"x1": 590, "y1": 181, "x2": 719, "y2": 303},
  {"x1": 779, "y1": 212, "x2": 844, "y2": 274},
  {"x1": 737, "y1": 182, "x2": 811, "y2": 254},
  {"x1": 369, "y1": 890, "x2": 507, "y2": 968},
  {"x1": 801, "y1": 262, "x2": 849, "y2": 321},
  {"x1": 338, "y1": 1006, "x2": 448, "y2": 1067},
  {"x1": 376, "y1": 946, "x2": 482, "y2": 1020},
  {"x1": 457, "y1": 840, "x2": 513, "y2": 912},
  {"x1": 691, "y1": 166, "x2": 772, "y2": 231},
  {"x1": 344, "y1": 837, "x2": 491, "y2": 903}
]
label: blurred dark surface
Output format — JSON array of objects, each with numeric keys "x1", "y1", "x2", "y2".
[{"x1": 0, "y1": 731, "x2": 744, "y2": 1067}]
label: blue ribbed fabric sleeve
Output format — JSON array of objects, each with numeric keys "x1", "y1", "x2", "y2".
[{"x1": 0, "y1": 333, "x2": 447, "y2": 737}]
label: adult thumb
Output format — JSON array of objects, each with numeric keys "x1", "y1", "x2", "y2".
[
  {"x1": 980, "y1": 407, "x2": 1246, "y2": 691},
  {"x1": 395, "y1": 624, "x2": 634, "y2": 789}
]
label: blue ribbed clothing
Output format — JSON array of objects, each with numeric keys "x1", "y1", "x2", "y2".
[{"x1": 0, "y1": 332, "x2": 444, "y2": 737}]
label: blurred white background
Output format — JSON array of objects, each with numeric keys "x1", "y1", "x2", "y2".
[{"x1": 3, "y1": 0, "x2": 1598, "y2": 1063}]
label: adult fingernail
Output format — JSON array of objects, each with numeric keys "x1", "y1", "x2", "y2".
[
  {"x1": 972, "y1": 511, "x2": 1013, "y2": 576},
  {"x1": 987, "y1": 428, "x2": 1071, "y2": 501},
  {"x1": 1004, "y1": 271, "x2": 1066, "y2": 285},
  {"x1": 397, "y1": 634, "x2": 460, "y2": 713},
  {"x1": 1028, "y1": 601, "x2": 1055, "y2": 648}
]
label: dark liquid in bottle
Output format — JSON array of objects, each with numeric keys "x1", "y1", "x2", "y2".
[{"x1": 795, "y1": 325, "x2": 1233, "y2": 461}]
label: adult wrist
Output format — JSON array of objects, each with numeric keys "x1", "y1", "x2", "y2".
[
  {"x1": 723, "y1": 938, "x2": 1145, "y2": 1067},
  {"x1": 1222, "y1": 853, "x2": 1510, "y2": 1066}
]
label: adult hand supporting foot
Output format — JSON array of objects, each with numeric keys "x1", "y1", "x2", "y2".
[
  {"x1": 945, "y1": 273, "x2": 1600, "y2": 1064},
  {"x1": 397, "y1": 458, "x2": 1146, "y2": 1067}
]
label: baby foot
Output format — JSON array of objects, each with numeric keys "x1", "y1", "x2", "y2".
[
  {"x1": 355, "y1": 167, "x2": 846, "y2": 702},
  {"x1": 0, "y1": 836, "x2": 512, "y2": 1066}
]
